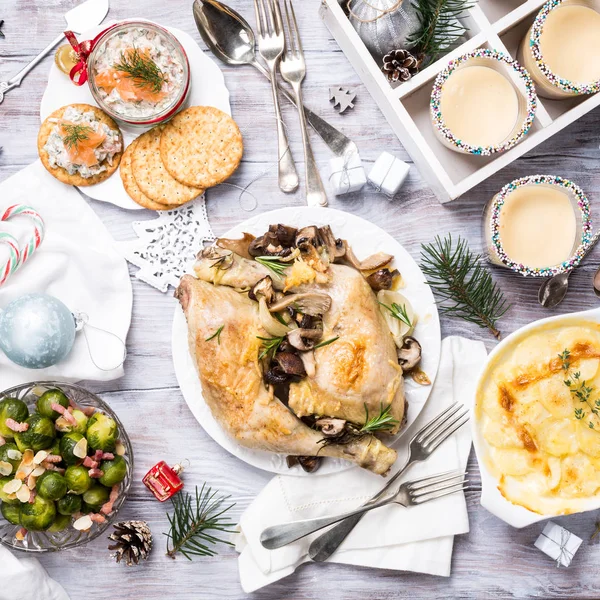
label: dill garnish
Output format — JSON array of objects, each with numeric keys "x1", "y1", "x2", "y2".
[
  {"x1": 113, "y1": 47, "x2": 166, "y2": 93},
  {"x1": 61, "y1": 123, "x2": 93, "y2": 149}
]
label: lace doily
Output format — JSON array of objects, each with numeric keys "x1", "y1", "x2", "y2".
[{"x1": 116, "y1": 197, "x2": 215, "y2": 292}]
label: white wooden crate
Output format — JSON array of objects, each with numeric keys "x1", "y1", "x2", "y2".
[{"x1": 320, "y1": 0, "x2": 600, "y2": 203}]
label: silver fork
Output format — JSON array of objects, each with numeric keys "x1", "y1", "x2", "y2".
[
  {"x1": 260, "y1": 470, "x2": 469, "y2": 550},
  {"x1": 277, "y1": 0, "x2": 328, "y2": 207},
  {"x1": 254, "y1": 0, "x2": 299, "y2": 193},
  {"x1": 308, "y1": 402, "x2": 469, "y2": 561}
]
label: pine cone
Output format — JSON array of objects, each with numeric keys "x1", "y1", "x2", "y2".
[
  {"x1": 108, "y1": 520, "x2": 152, "y2": 566},
  {"x1": 382, "y1": 49, "x2": 419, "y2": 83}
]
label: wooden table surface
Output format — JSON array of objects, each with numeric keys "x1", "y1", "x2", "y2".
[{"x1": 2, "y1": 1, "x2": 600, "y2": 598}]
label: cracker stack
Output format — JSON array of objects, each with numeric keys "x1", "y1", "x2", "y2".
[{"x1": 121, "y1": 106, "x2": 243, "y2": 210}]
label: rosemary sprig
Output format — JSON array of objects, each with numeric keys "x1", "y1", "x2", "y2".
[
  {"x1": 313, "y1": 336, "x2": 339, "y2": 350},
  {"x1": 409, "y1": 0, "x2": 472, "y2": 66},
  {"x1": 113, "y1": 46, "x2": 166, "y2": 93},
  {"x1": 257, "y1": 335, "x2": 285, "y2": 360},
  {"x1": 61, "y1": 123, "x2": 93, "y2": 149},
  {"x1": 360, "y1": 403, "x2": 399, "y2": 434},
  {"x1": 379, "y1": 301, "x2": 412, "y2": 328},
  {"x1": 560, "y1": 349, "x2": 599, "y2": 429},
  {"x1": 165, "y1": 484, "x2": 235, "y2": 560},
  {"x1": 255, "y1": 256, "x2": 289, "y2": 278},
  {"x1": 420, "y1": 234, "x2": 509, "y2": 339},
  {"x1": 205, "y1": 325, "x2": 224, "y2": 344}
]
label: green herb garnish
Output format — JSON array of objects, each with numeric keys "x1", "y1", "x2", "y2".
[
  {"x1": 205, "y1": 325, "x2": 224, "y2": 344},
  {"x1": 257, "y1": 335, "x2": 285, "y2": 360},
  {"x1": 113, "y1": 46, "x2": 166, "y2": 93},
  {"x1": 61, "y1": 123, "x2": 93, "y2": 149},
  {"x1": 560, "y1": 348, "x2": 600, "y2": 429},
  {"x1": 255, "y1": 256, "x2": 289, "y2": 278},
  {"x1": 359, "y1": 403, "x2": 399, "y2": 434},
  {"x1": 313, "y1": 337, "x2": 339, "y2": 350},
  {"x1": 273, "y1": 312, "x2": 287, "y2": 326},
  {"x1": 379, "y1": 301, "x2": 412, "y2": 328}
]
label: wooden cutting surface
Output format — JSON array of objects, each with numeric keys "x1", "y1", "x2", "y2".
[{"x1": 2, "y1": 1, "x2": 600, "y2": 598}]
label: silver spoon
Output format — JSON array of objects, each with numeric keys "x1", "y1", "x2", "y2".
[
  {"x1": 192, "y1": 0, "x2": 357, "y2": 158},
  {"x1": 538, "y1": 230, "x2": 600, "y2": 308}
]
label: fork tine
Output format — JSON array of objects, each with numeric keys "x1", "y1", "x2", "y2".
[
  {"x1": 253, "y1": 0, "x2": 265, "y2": 36},
  {"x1": 408, "y1": 471, "x2": 464, "y2": 492},
  {"x1": 427, "y1": 414, "x2": 470, "y2": 453},
  {"x1": 422, "y1": 408, "x2": 469, "y2": 447},
  {"x1": 272, "y1": 0, "x2": 284, "y2": 37},
  {"x1": 413, "y1": 403, "x2": 463, "y2": 444},
  {"x1": 265, "y1": 0, "x2": 276, "y2": 34},
  {"x1": 283, "y1": 0, "x2": 297, "y2": 55},
  {"x1": 404, "y1": 469, "x2": 460, "y2": 489},
  {"x1": 412, "y1": 482, "x2": 469, "y2": 504},
  {"x1": 288, "y1": 0, "x2": 303, "y2": 54}
]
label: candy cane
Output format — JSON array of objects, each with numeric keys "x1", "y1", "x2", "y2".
[
  {"x1": 0, "y1": 205, "x2": 45, "y2": 286},
  {"x1": 0, "y1": 231, "x2": 20, "y2": 287}
]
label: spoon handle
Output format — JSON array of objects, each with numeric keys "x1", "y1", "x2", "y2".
[{"x1": 252, "y1": 60, "x2": 357, "y2": 158}]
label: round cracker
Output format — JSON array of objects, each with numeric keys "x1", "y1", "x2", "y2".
[
  {"x1": 121, "y1": 140, "x2": 171, "y2": 211},
  {"x1": 159, "y1": 106, "x2": 243, "y2": 188},
  {"x1": 131, "y1": 126, "x2": 203, "y2": 206},
  {"x1": 38, "y1": 103, "x2": 123, "y2": 187}
]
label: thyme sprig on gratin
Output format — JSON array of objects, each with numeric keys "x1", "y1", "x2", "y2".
[
  {"x1": 379, "y1": 301, "x2": 412, "y2": 328},
  {"x1": 420, "y1": 234, "x2": 510, "y2": 339},
  {"x1": 255, "y1": 256, "x2": 289, "y2": 278},
  {"x1": 113, "y1": 46, "x2": 166, "y2": 93},
  {"x1": 560, "y1": 349, "x2": 600, "y2": 429},
  {"x1": 61, "y1": 123, "x2": 93, "y2": 149}
]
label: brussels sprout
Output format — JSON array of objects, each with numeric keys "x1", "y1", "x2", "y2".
[
  {"x1": 37, "y1": 471, "x2": 67, "y2": 501},
  {"x1": 36, "y1": 389, "x2": 69, "y2": 420},
  {"x1": 47, "y1": 512, "x2": 71, "y2": 532},
  {"x1": 65, "y1": 465, "x2": 91, "y2": 494},
  {"x1": 14, "y1": 414, "x2": 55, "y2": 452},
  {"x1": 82, "y1": 484, "x2": 110, "y2": 511},
  {"x1": 0, "y1": 476, "x2": 19, "y2": 505},
  {"x1": 0, "y1": 442, "x2": 22, "y2": 472},
  {"x1": 57, "y1": 493, "x2": 82, "y2": 516},
  {"x1": 99, "y1": 455, "x2": 127, "y2": 487},
  {"x1": 66, "y1": 410, "x2": 89, "y2": 435},
  {"x1": 1, "y1": 502, "x2": 20, "y2": 525},
  {"x1": 60, "y1": 432, "x2": 85, "y2": 466},
  {"x1": 47, "y1": 439, "x2": 61, "y2": 457},
  {"x1": 86, "y1": 413, "x2": 117, "y2": 452},
  {"x1": 20, "y1": 495, "x2": 56, "y2": 531},
  {"x1": 0, "y1": 398, "x2": 29, "y2": 439}
]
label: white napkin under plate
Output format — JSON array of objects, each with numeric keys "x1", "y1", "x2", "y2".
[
  {"x1": 234, "y1": 336, "x2": 487, "y2": 593},
  {"x1": 0, "y1": 161, "x2": 133, "y2": 389}
]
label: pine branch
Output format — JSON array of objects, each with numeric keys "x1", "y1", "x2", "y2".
[
  {"x1": 419, "y1": 234, "x2": 510, "y2": 339},
  {"x1": 164, "y1": 484, "x2": 236, "y2": 560},
  {"x1": 409, "y1": 0, "x2": 472, "y2": 65}
]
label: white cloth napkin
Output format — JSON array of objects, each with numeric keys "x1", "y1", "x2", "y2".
[
  {"x1": 0, "y1": 161, "x2": 133, "y2": 389},
  {"x1": 0, "y1": 551, "x2": 69, "y2": 600},
  {"x1": 234, "y1": 336, "x2": 487, "y2": 593}
]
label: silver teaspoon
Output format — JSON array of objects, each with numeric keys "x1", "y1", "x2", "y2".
[
  {"x1": 192, "y1": 0, "x2": 357, "y2": 158},
  {"x1": 538, "y1": 230, "x2": 600, "y2": 308}
]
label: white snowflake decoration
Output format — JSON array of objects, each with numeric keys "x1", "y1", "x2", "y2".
[{"x1": 116, "y1": 197, "x2": 215, "y2": 293}]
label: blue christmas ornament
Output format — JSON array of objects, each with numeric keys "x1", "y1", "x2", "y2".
[{"x1": 0, "y1": 293, "x2": 76, "y2": 369}]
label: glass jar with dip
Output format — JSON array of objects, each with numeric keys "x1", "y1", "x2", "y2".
[
  {"x1": 484, "y1": 175, "x2": 593, "y2": 277},
  {"x1": 519, "y1": 0, "x2": 600, "y2": 100},
  {"x1": 430, "y1": 48, "x2": 537, "y2": 156},
  {"x1": 87, "y1": 21, "x2": 190, "y2": 127}
]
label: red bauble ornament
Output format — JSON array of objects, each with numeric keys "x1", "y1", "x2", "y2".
[{"x1": 142, "y1": 461, "x2": 184, "y2": 502}]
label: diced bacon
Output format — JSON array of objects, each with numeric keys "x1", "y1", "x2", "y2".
[
  {"x1": 88, "y1": 468, "x2": 104, "y2": 479},
  {"x1": 101, "y1": 484, "x2": 119, "y2": 515},
  {"x1": 68, "y1": 398, "x2": 95, "y2": 417},
  {"x1": 93, "y1": 450, "x2": 103, "y2": 462},
  {"x1": 0, "y1": 435, "x2": 5, "y2": 447},
  {"x1": 83, "y1": 456, "x2": 98, "y2": 469},
  {"x1": 28, "y1": 489, "x2": 36, "y2": 504},
  {"x1": 44, "y1": 454, "x2": 62, "y2": 464},
  {"x1": 5, "y1": 418, "x2": 28, "y2": 433},
  {"x1": 90, "y1": 513, "x2": 106, "y2": 524},
  {"x1": 41, "y1": 462, "x2": 65, "y2": 474},
  {"x1": 51, "y1": 403, "x2": 77, "y2": 426},
  {"x1": 101, "y1": 453, "x2": 114, "y2": 460}
]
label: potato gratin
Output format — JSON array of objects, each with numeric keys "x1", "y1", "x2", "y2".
[{"x1": 476, "y1": 321, "x2": 600, "y2": 515}]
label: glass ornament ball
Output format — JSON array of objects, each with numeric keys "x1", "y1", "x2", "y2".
[{"x1": 0, "y1": 293, "x2": 76, "y2": 369}]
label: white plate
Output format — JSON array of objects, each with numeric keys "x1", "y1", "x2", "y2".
[
  {"x1": 172, "y1": 207, "x2": 442, "y2": 475},
  {"x1": 40, "y1": 20, "x2": 231, "y2": 210}
]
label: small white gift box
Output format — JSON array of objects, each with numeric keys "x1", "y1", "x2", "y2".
[
  {"x1": 367, "y1": 152, "x2": 410, "y2": 198},
  {"x1": 534, "y1": 522, "x2": 582, "y2": 567},
  {"x1": 328, "y1": 152, "x2": 366, "y2": 195}
]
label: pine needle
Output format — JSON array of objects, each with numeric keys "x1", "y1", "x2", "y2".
[
  {"x1": 419, "y1": 234, "x2": 509, "y2": 339},
  {"x1": 165, "y1": 484, "x2": 236, "y2": 560},
  {"x1": 409, "y1": 0, "x2": 472, "y2": 66}
]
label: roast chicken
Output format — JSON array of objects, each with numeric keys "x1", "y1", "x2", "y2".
[{"x1": 176, "y1": 224, "x2": 418, "y2": 476}]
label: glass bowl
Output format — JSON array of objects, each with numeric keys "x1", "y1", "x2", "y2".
[
  {"x1": 87, "y1": 20, "x2": 191, "y2": 127},
  {"x1": 0, "y1": 382, "x2": 133, "y2": 552}
]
